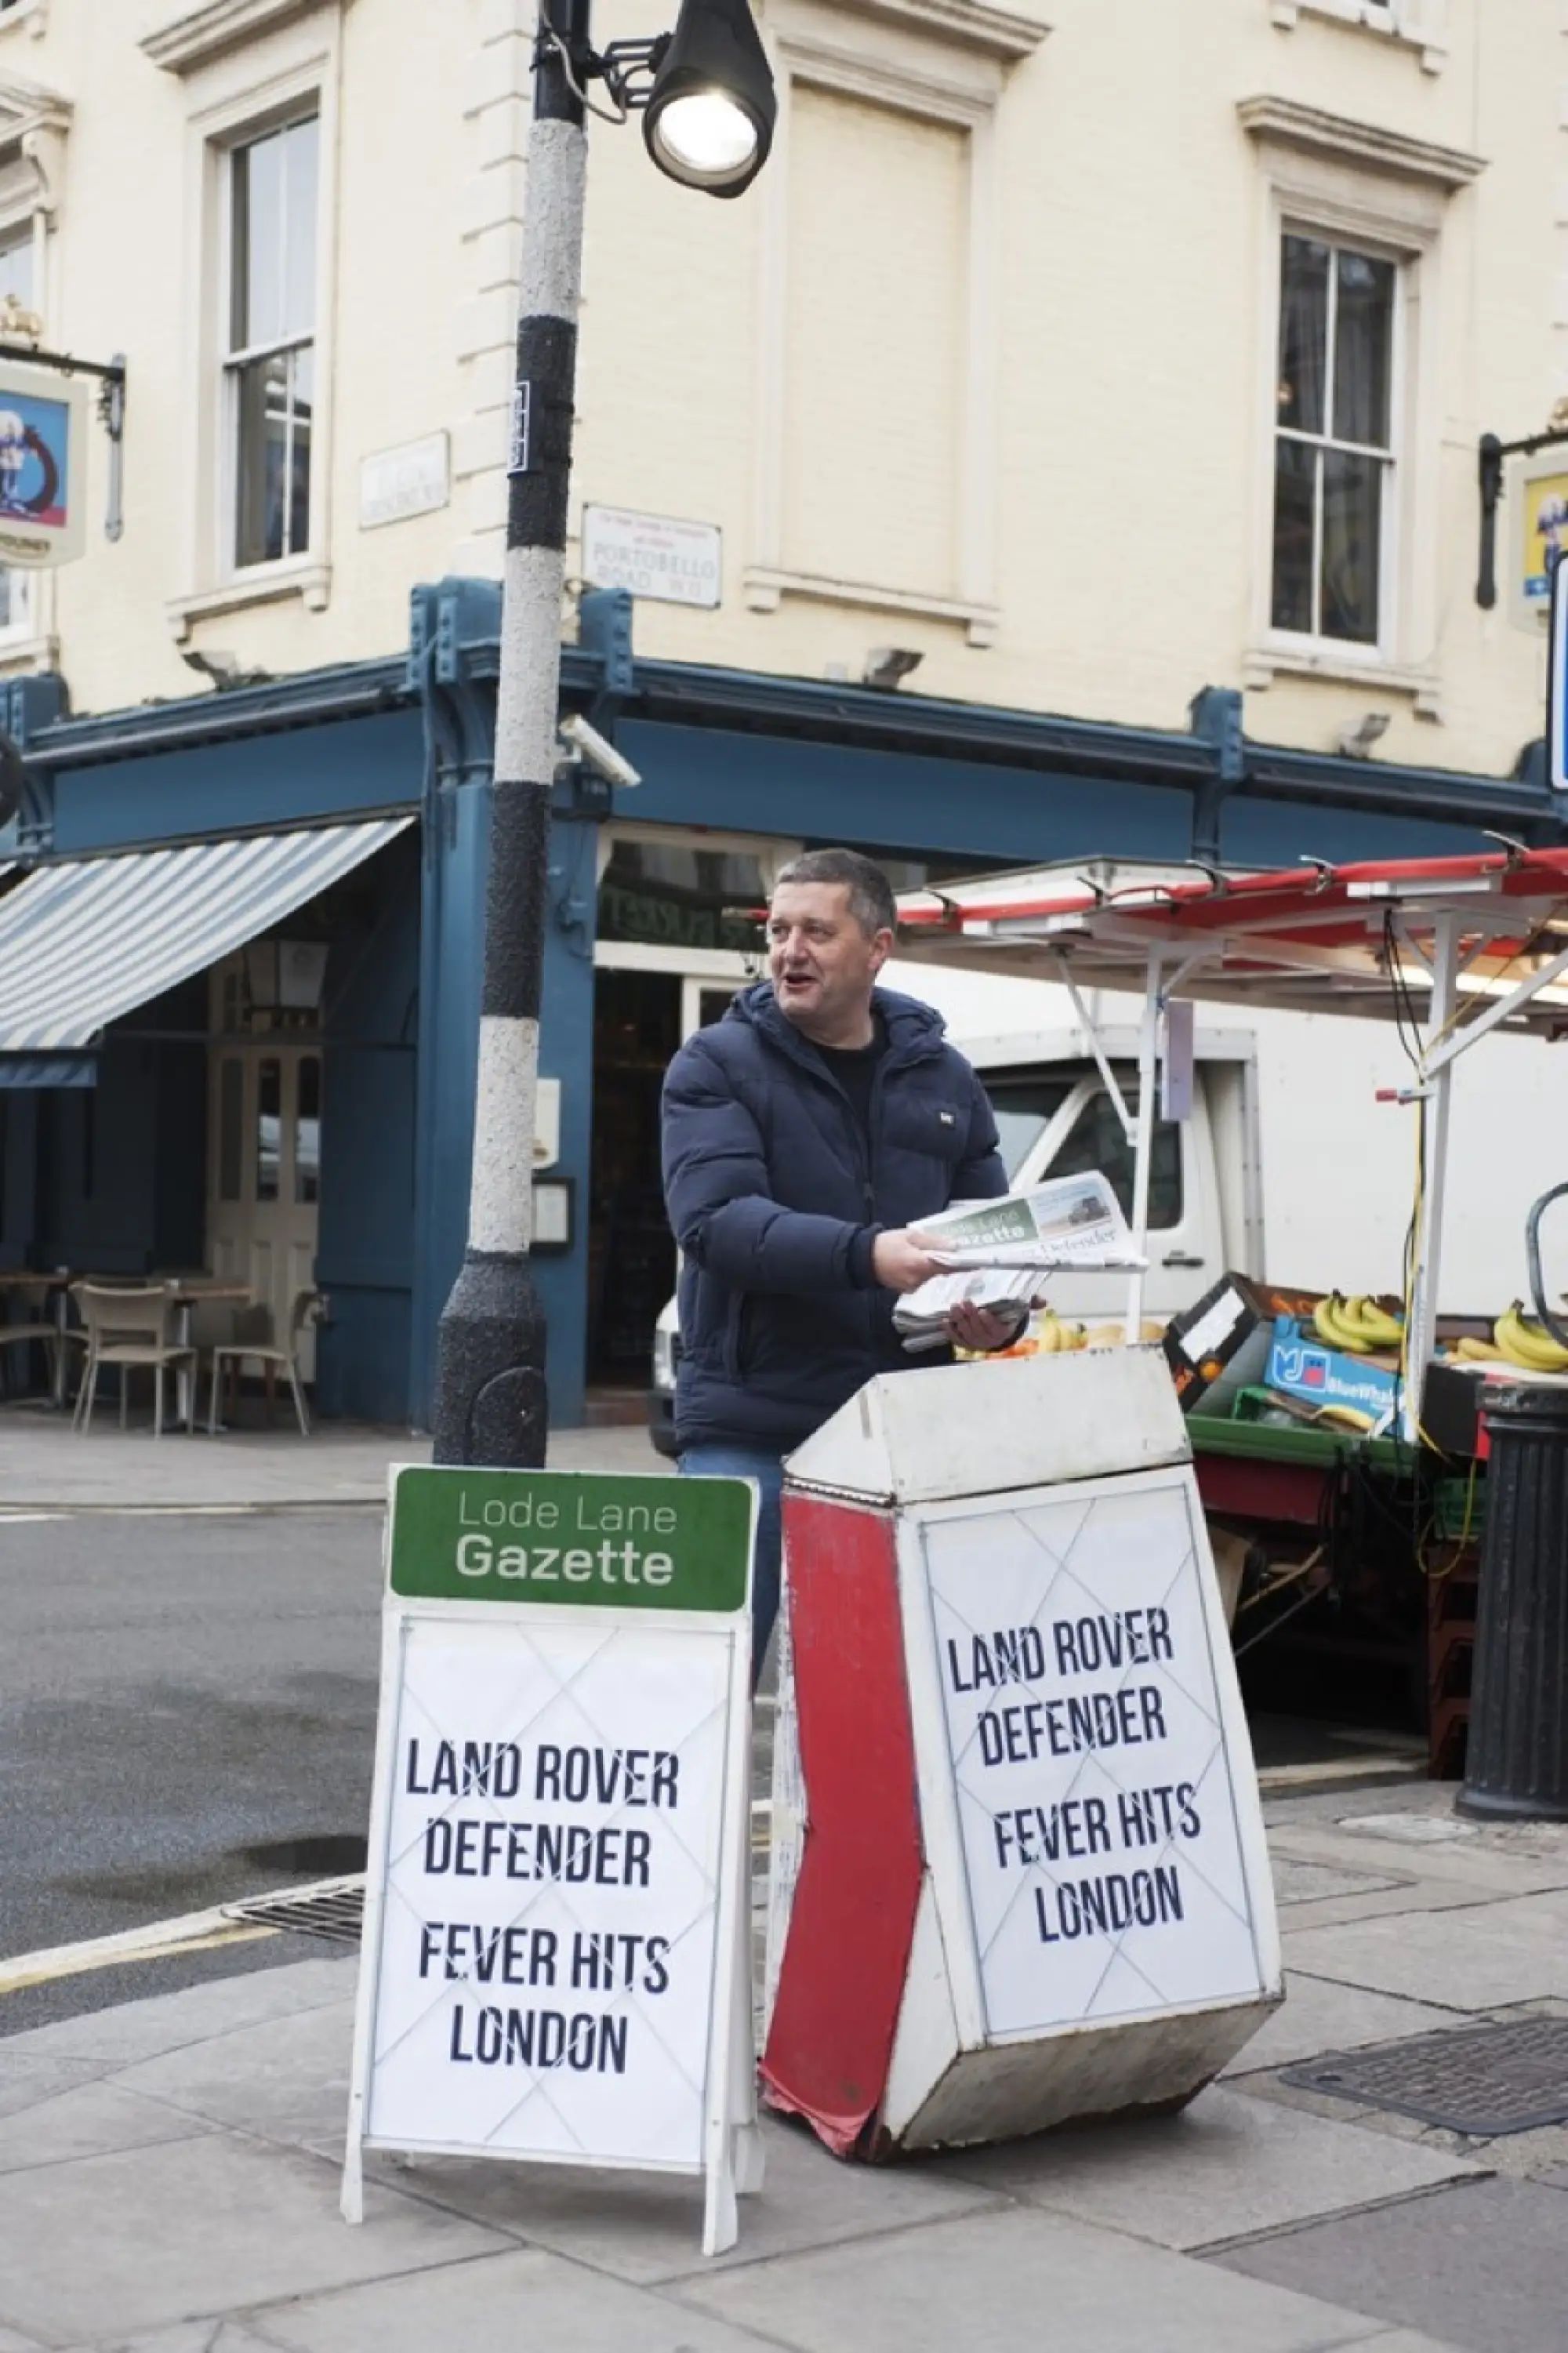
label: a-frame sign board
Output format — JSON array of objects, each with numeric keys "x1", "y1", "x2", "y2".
[{"x1": 343, "y1": 1464, "x2": 760, "y2": 2255}]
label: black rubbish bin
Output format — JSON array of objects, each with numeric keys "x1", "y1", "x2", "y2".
[{"x1": 1458, "y1": 1382, "x2": 1568, "y2": 1822}]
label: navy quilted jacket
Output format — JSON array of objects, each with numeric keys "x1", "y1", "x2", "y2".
[{"x1": 661, "y1": 981, "x2": 1008, "y2": 1454}]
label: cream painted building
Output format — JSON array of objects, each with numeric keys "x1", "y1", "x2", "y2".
[
  {"x1": 0, "y1": 0, "x2": 1561, "y2": 777},
  {"x1": 7, "y1": 0, "x2": 1568, "y2": 1432}
]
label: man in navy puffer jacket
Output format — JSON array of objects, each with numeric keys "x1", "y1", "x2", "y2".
[{"x1": 662, "y1": 848, "x2": 1018, "y2": 1683}]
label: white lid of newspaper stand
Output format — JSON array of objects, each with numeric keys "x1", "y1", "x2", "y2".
[{"x1": 343, "y1": 1464, "x2": 760, "y2": 2257}]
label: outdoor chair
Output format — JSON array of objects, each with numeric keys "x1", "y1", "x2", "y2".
[
  {"x1": 208, "y1": 1290, "x2": 321, "y2": 1436},
  {"x1": 0, "y1": 1280, "x2": 82, "y2": 1403},
  {"x1": 71, "y1": 1283, "x2": 195, "y2": 1437}
]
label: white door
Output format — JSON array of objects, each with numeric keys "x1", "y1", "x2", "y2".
[{"x1": 208, "y1": 1043, "x2": 321, "y2": 1377}]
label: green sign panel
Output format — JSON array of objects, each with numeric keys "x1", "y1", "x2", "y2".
[{"x1": 388, "y1": 1467, "x2": 753, "y2": 1614}]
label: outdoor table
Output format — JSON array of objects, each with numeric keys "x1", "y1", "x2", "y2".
[
  {"x1": 162, "y1": 1280, "x2": 252, "y2": 1429},
  {"x1": 761, "y1": 1345, "x2": 1281, "y2": 2159}
]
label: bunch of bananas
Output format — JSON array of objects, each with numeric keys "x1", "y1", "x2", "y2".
[
  {"x1": 1083, "y1": 1320, "x2": 1167, "y2": 1349},
  {"x1": 1033, "y1": 1313, "x2": 1089, "y2": 1354},
  {"x1": 1312, "y1": 1293, "x2": 1404, "y2": 1356},
  {"x1": 1487, "y1": 1304, "x2": 1568, "y2": 1374}
]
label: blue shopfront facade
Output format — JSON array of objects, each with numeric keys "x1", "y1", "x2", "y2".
[{"x1": 2, "y1": 576, "x2": 1563, "y2": 1429}]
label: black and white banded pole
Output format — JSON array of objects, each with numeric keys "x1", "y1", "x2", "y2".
[{"x1": 431, "y1": 0, "x2": 776, "y2": 1468}]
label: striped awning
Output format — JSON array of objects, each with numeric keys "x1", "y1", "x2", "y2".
[{"x1": 0, "y1": 819, "x2": 413, "y2": 1073}]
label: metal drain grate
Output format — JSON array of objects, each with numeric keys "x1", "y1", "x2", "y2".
[
  {"x1": 225, "y1": 1874, "x2": 365, "y2": 1948},
  {"x1": 1283, "y1": 2017, "x2": 1568, "y2": 2137}
]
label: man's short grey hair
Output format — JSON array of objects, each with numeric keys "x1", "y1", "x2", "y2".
[{"x1": 772, "y1": 848, "x2": 898, "y2": 939}]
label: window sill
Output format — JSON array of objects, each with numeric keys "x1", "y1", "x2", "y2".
[
  {"x1": 744, "y1": 565, "x2": 999, "y2": 648},
  {"x1": 0, "y1": 0, "x2": 49, "y2": 39},
  {"x1": 166, "y1": 559, "x2": 330, "y2": 642},
  {"x1": 818, "y1": 0, "x2": 1050, "y2": 63},
  {"x1": 141, "y1": 0, "x2": 330, "y2": 74},
  {"x1": 0, "y1": 630, "x2": 55, "y2": 672},
  {"x1": 1269, "y1": 0, "x2": 1447, "y2": 75},
  {"x1": 1243, "y1": 639, "x2": 1442, "y2": 718}
]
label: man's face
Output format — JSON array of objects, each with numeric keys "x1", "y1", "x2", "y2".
[{"x1": 767, "y1": 881, "x2": 891, "y2": 1040}]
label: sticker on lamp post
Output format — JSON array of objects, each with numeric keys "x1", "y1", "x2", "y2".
[{"x1": 343, "y1": 1465, "x2": 760, "y2": 2255}]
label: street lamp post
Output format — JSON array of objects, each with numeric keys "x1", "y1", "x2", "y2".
[{"x1": 431, "y1": 0, "x2": 775, "y2": 1469}]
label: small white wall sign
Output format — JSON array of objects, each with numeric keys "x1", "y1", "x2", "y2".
[{"x1": 358, "y1": 433, "x2": 450, "y2": 531}]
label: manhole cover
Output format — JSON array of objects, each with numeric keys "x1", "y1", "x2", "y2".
[
  {"x1": 1283, "y1": 2017, "x2": 1568, "y2": 2137},
  {"x1": 225, "y1": 1875, "x2": 365, "y2": 1948}
]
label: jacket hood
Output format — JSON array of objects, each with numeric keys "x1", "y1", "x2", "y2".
[{"x1": 729, "y1": 979, "x2": 948, "y2": 1059}]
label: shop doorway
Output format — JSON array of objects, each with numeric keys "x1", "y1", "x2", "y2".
[
  {"x1": 585, "y1": 968, "x2": 752, "y2": 1393},
  {"x1": 587, "y1": 970, "x2": 681, "y2": 1387},
  {"x1": 207, "y1": 955, "x2": 324, "y2": 1380},
  {"x1": 584, "y1": 826, "x2": 790, "y2": 1401}
]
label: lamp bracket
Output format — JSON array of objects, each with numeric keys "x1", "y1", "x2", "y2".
[
  {"x1": 1475, "y1": 423, "x2": 1568, "y2": 610},
  {"x1": 534, "y1": 8, "x2": 670, "y2": 117}
]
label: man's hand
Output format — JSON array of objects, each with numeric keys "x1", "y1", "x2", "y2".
[
  {"x1": 946, "y1": 1302, "x2": 1026, "y2": 1354},
  {"x1": 872, "y1": 1229, "x2": 947, "y2": 1294}
]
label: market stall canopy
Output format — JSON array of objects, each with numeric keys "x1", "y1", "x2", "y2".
[
  {"x1": 0, "y1": 817, "x2": 413, "y2": 1088},
  {"x1": 896, "y1": 849, "x2": 1568, "y2": 1035},
  {"x1": 898, "y1": 847, "x2": 1568, "y2": 1432}
]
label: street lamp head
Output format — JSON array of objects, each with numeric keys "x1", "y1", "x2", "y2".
[{"x1": 643, "y1": 0, "x2": 776, "y2": 198}]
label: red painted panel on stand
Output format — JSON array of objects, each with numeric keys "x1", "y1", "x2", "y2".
[{"x1": 761, "y1": 1493, "x2": 923, "y2": 2156}]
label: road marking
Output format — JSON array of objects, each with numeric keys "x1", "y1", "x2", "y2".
[
  {"x1": 0, "y1": 1502, "x2": 387, "y2": 1523},
  {"x1": 1258, "y1": 1756, "x2": 1418, "y2": 1794},
  {"x1": 0, "y1": 1907, "x2": 276, "y2": 1996},
  {"x1": 0, "y1": 1513, "x2": 66, "y2": 1524}
]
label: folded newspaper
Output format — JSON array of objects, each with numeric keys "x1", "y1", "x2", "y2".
[{"x1": 893, "y1": 1171, "x2": 1145, "y2": 1353}]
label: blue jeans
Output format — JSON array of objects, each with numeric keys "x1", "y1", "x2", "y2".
[{"x1": 679, "y1": 1444, "x2": 784, "y2": 1690}]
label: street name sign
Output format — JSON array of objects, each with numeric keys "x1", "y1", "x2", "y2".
[
  {"x1": 583, "y1": 503, "x2": 722, "y2": 608},
  {"x1": 343, "y1": 1464, "x2": 760, "y2": 2254}
]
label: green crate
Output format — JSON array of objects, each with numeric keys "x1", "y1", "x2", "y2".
[{"x1": 1433, "y1": 1476, "x2": 1486, "y2": 1543}]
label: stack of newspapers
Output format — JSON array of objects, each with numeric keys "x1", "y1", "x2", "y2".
[{"x1": 893, "y1": 1171, "x2": 1145, "y2": 1353}]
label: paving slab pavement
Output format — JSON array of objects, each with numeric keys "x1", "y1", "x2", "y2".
[
  {"x1": 1214, "y1": 2177, "x2": 1568, "y2": 2353},
  {"x1": 8, "y1": 1771, "x2": 1568, "y2": 2346},
  {"x1": 1285, "y1": 1889, "x2": 1568, "y2": 2009},
  {"x1": 0, "y1": 1407, "x2": 662, "y2": 1512},
  {"x1": 934, "y1": 2081, "x2": 1483, "y2": 2251}
]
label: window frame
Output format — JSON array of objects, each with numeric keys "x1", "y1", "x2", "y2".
[
  {"x1": 1269, "y1": 225, "x2": 1406, "y2": 659},
  {"x1": 164, "y1": 20, "x2": 342, "y2": 641},
  {"x1": 219, "y1": 106, "x2": 321, "y2": 576},
  {"x1": 1240, "y1": 107, "x2": 1468, "y2": 715}
]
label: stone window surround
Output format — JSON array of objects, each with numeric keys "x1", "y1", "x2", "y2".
[
  {"x1": 746, "y1": 0, "x2": 1047, "y2": 650},
  {"x1": 0, "y1": 72, "x2": 69, "y2": 671},
  {"x1": 1240, "y1": 97, "x2": 1486, "y2": 720},
  {"x1": 0, "y1": 0, "x2": 48, "y2": 45},
  {"x1": 151, "y1": 4, "x2": 343, "y2": 641},
  {"x1": 1269, "y1": 0, "x2": 1450, "y2": 78}
]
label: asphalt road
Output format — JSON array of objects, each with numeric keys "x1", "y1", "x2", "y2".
[{"x1": 0, "y1": 1505, "x2": 385, "y2": 2032}]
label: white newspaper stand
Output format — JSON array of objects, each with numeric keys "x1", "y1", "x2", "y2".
[
  {"x1": 345, "y1": 1464, "x2": 760, "y2": 2253},
  {"x1": 763, "y1": 1349, "x2": 1281, "y2": 2156}
]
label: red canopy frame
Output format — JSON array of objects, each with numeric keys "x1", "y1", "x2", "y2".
[{"x1": 896, "y1": 848, "x2": 1568, "y2": 1432}]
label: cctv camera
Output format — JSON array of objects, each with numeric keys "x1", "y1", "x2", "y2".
[{"x1": 558, "y1": 712, "x2": 641, "y2": 790}]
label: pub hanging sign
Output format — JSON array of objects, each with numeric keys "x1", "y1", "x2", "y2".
[{"x1": 0, "y1": 356, "x2": 89, "y2": 569}]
